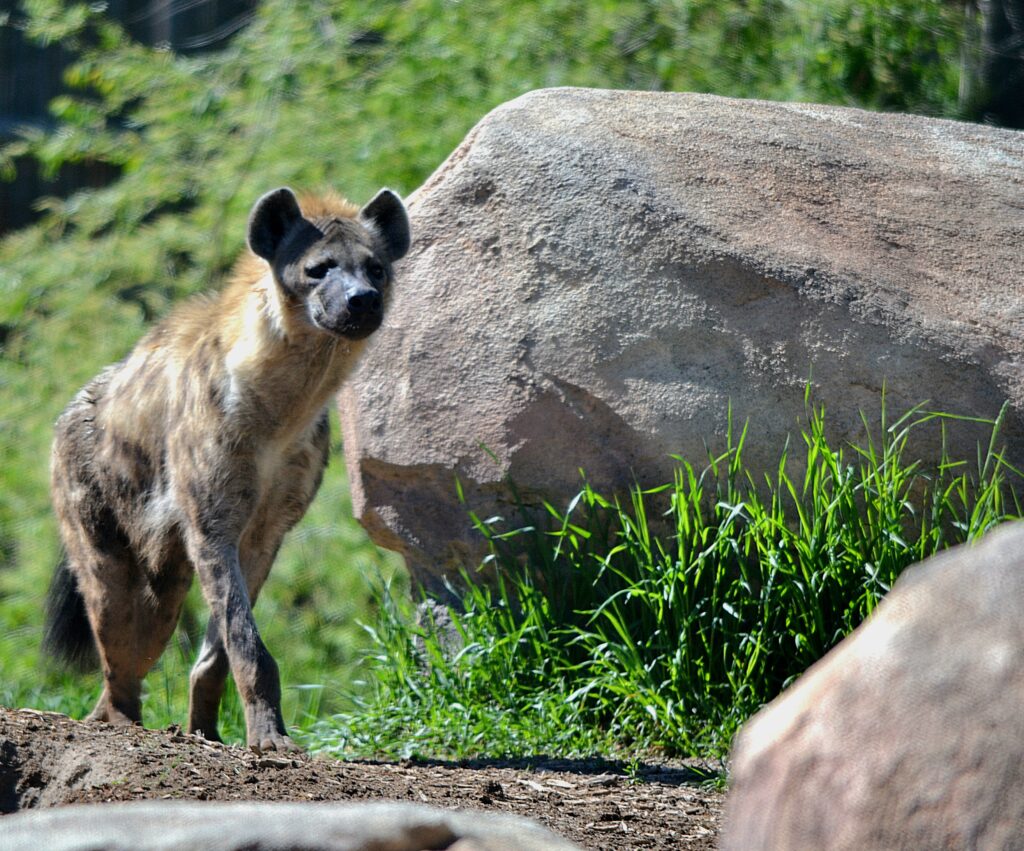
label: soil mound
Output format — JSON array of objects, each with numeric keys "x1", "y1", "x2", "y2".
[{"x1": 0, "y1": 707, "x2": 721, "y2": 849}]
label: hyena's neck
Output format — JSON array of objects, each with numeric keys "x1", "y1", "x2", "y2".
[{"x1": 221, "y1": 272, "x2": 363, "y2": 439}]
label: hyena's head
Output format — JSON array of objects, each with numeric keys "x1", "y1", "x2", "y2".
[{"x1": 247, "y1": 186, "x2": 411, "y2": 340}]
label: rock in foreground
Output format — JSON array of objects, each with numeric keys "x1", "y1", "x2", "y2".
[
  {"x1": 724, "y1": 521, "x2": 1024, "y2": 850},
  {"x1": 339, "y1": 87, "x2": 1024, "y2": 588},
  {"x1": 1, "y1": 800, "x2": 582, "y2": 850}
]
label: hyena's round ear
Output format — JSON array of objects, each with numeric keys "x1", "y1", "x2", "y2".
[
  {"x1": 248, "y1": 187, "x2": 304, "y2": 261},
  {"x1": 359, "y1": 189, "x2": 411, "y2": 262}
]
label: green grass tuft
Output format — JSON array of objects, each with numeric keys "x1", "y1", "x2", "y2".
[{"x1": 318, "y1": 396, "x2": 1021, "y2": 760}]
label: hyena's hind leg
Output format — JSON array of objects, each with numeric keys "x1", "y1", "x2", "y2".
[
  {"x1": 49, "y1": 390, "x2": 189, "y2": 726},
  {"x1": 60, "y1": 549, "x2": 147, "y2": 726},
  {"x1": 87, "y1": 555, "x2": 193, "y2": 726},
  {"x1": 50, "y1": 520, "x2": 193, "y2": 727},
  {"x1": 187, "y1": 614, "x2": 230, "y2": 741}
]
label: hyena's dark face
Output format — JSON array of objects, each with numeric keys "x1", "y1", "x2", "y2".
[{"x1": 248, "y1": 187, "x2": 410, "y2": 340}]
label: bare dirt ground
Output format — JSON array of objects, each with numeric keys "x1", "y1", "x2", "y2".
[{"x1": 0, "y1": 707, "x2": 723, "y2": 849}]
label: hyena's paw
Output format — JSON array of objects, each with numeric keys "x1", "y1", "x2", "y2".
[
  {"x1": 249, "y1": 730, "x2": 302, "y2": 754},
  {"x1": 86, "y1": 691, "x2": 142, "y2": 726},
  {"x1": 86, "y1": 707, "x2": 138, "y2": 725}
]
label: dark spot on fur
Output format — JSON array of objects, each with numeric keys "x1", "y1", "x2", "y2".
[
  {"x1": 313, "y1": 409, "x2": 329, "y2": 436},
  {"x1": 114, "y1": 437, "x2": 153, "y2": 483},
  {"x1": 208, "y1": 380, "x2": 225, "y2": 410},
  {"x1": 87, "y1": 504, "x2": 132, "y2": 558},
  {"x1": 149, "y1": 534, "x2": 192, "y2": 601}
]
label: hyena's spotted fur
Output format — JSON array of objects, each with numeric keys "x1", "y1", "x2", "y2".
[{"x1": 46, "y1": 187, "x2": 410, "y2": 751}]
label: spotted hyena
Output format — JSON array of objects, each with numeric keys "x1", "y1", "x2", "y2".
[{"x1": 45, "y1": 187, "x2": 410, "y2": 751}]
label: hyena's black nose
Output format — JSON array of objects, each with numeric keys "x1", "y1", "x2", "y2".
[{"x1": 346, "y1": 285, "x2": 382, "y2": 316}]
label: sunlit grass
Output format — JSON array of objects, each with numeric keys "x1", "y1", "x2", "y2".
[{"x1": 317, "y1": 395, "x2": 1021, "y2": 760}]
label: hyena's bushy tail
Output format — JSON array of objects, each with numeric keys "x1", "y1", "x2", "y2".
[{"x1": 42, "y1": 557, "x2": 98, "y2": 671}]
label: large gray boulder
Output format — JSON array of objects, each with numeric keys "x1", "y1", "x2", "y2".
[
  {"x1": 339, "y1": 87, "x2": 1024, "y2": 589},
  {"x1": 0, "y1": 800, "x2": 582, "y2": 850},
  {"x1": 723, "y1": 521, "x2": 1024, "y2": 850}
]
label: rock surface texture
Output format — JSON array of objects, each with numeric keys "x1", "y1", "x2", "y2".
[
  {"x1": 1, "y1": 800, "x2": 582, "y2": 851},
  {"x1": 723, "y1": 521, "x2": 1024, "y2": 851},
  {"x1": 338, "y1": 87, "x2": 1024, "y2": 588}
]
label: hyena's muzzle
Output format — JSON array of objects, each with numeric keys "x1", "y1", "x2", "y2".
[{"x1": 309, "y1": 266, "x2": 384, "y2": 340}]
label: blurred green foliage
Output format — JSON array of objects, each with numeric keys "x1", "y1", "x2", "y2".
[{"x1": 0, "y1": 0, "x2": 974, "y2": 739}]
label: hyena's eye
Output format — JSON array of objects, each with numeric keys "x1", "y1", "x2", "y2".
[
  {"x1": 305, "y1": 259, "x2": 337, "y2": 280},
  {"x1": 365, "y1": 259, "x2": 386, "y2": 286}
]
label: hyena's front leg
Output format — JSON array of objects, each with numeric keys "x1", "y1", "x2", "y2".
[
  {"x1": 187, "y1": 537, "x2": 296, "y2": 752},
  {"x1": 187, "y1": 546, "x2": 287, "y2": 745},
  {"x1": 188, "y1": 415, "x2": 331, "y2": 746},
  {"x1": 174, "y1": 423, "x2": 296, "y2": 751}
]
